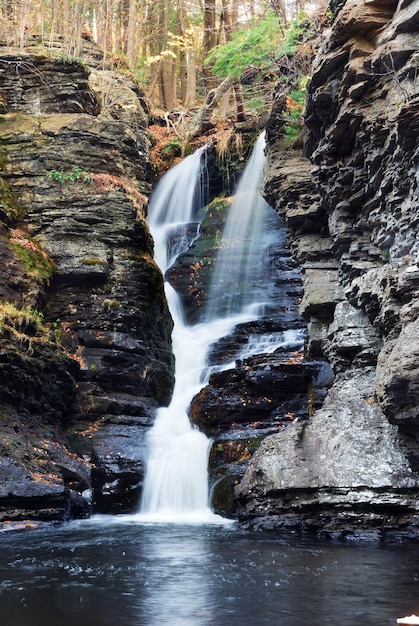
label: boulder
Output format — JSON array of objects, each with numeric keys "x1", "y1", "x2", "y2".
[{"x1": 236, "y1": 368, "x2": 419, "y2": 539}]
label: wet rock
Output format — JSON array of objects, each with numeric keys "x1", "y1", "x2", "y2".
[
  {"x1": 206, "y1": 316, "x2": 306, "y2": 365},
  {"x1": 89, "y1": 414, "x2": 154, "y2": 514},
  {"x1": 196, "y1": 346, "x2": 333, "y2": 516},
  {"x1": 0, "y1": 45, "x2": 173, "y2": 522},
  {"x1": 66, "y1": 394, "x2": 157, "y2": 514},
  {"x1": 193, "y1": 355, "x2": 331, "y2": 436},
  {"x1": 167, "y1": 197, "x2": 230, "y2": 323},
  {"x1": 236, "y1": 368, "x2": 419, "y2": 537},
  {"x1": 0, "y1": 401, "x2": 91, "y2": 524},
  {"x1": 375, "y1": 317, "x2": 419, "y2": 435},
  {"x1": 260, "y1": 0, "x2": 419, "y2": 537}
]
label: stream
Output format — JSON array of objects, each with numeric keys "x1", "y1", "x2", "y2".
[{"x1": 0, "y1": 520, "x2": 418, "y2": 626}]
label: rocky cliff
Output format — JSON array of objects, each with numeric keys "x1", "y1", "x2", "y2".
[
  {"x1": 1, "y1": 2, "x2": 419, "y2": 540},
  {"x1": 0, "y1": 39, "x2": 174, "y2": 525},
  {"x1": 236, "y1": 0, "x2": 419, "y2": 539}
]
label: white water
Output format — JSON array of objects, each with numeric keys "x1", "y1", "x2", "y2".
[
  {"x1": 147, "y1": 146, "x2": 208, "y2": 273},
  {"x1": 206, "y1": 133, "x2": 275, "y2": 320},
  {"x1": 237, "y1": 328, "x2": 307, "y2": 360},
  {"x1": 138, "y1": 133, "x2": 298, "y2": 523},
  {"x1": 139, "y1": 146, "x2": 224, "y2": 522}
]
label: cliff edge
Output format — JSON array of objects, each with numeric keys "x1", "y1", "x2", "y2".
[{"x1": 238, "y1": 0, "x2": 419, "y2": 540}]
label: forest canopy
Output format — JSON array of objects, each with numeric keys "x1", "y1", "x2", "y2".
[{"x1": 0, "y1": 0, "x2": 327, "y2": 119}]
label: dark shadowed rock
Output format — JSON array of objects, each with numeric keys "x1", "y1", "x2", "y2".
[
  {"x1": 0, "y1": 46, "x2": 174, "y2": 523},
  {"x1": 0, "y1": 53, "x2": 101, "y2": 115}
]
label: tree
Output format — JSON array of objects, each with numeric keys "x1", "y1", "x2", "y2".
[
  {"x1": 124, "y1": 0, "x2": 138, "y2": 67},
  {"x1": 0, "y1": 0, "x2": 327, "y2": 116},
  {"x1": 177, "y1": 0, "x2": 197, "y2": 108},
  {"x1": 188, "y1": 73, "x2": 237, "y2": 137},
  {"x1": 205, "y1": 12, "x2": 285, "y2": 80},
  {"x1": 202, "y1": 0, "x2": 217, "y2": 91}
]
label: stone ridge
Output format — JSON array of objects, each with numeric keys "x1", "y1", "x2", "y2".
[
  {"x1": 243, "y1": 0, "x2": 419, "y2": 539},
  {"x1": 0, "y1": 49, "x2": 174, "y2": 524}
]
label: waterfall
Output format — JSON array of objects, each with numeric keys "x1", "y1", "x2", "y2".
[
  {"x1": 139, "y1": 146, "x2": 222, "y2": 522},
  {"x1": 206, "y1": 133, "x2": 274, "y2": 321},
  {"x1": 139, "y1": 132, "x2": 281, "y2": 523},
  {"x1": 147, "y1": 146, "x2": 208, "y2": 274}
]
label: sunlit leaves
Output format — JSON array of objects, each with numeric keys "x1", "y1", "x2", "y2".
[{"x1": 205, "y1": 12, "x2": 283, "y2": 79}]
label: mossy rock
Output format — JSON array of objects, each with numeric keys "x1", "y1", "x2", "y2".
[
  {"x1": 166, "y1": 196, "x2": 232, "y2": 324},
  {"x1": 211, "y1": 474, "x2": 237, "y2": 517}
]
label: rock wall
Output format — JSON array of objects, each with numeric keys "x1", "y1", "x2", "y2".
[
  {"x1": 238, "y1": 0, "x2": 419, "y2": 539},
  {"x1": 0, "y1": 44, "x2": 174, "y2": 524}
]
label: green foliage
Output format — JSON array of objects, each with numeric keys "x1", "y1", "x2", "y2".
[
  {"x1": 205, "y1": 11, "x2": 311, "y2": 80},
  {"x1": 0, "y1": 178, "x2": 20, "y2": 220},
  {"x1": 162, "y1": 140, "x2": 182, "y2": 157},
  {"x1": 282, "y1": 12, "x2": 310, "y2": 56},
  {"x1": 0, "y1": 301, "x2": 45, "y2": 335},
  {"x1": 47, "y1": 166, "x2": 91, "y2": 184},
  {"x1": 9, "y1": 230, "x2": 57, "y2": 282},
  {"x1": 102, "y1": 298, "x2": 121, "y2": 311},
  {"x1": 54, "y1": 52, "x2": 86, "y2": 69},
  {"x1": 283, "y1": 84, "x2": 306, "y2": 142},
  {"x1": 205, "y1": 12, "x2": 282, "y2": 79}
]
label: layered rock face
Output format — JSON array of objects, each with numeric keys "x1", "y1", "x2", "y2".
[
  {"x1": 175, "y1": 196, "x2": 333, "y2": 516},
  {"x1": 238, "y1": 0, "x2": 419, "y2": 539},
  {"x1": 0, "y1": 46, "x2": 174, "y2": 523}
]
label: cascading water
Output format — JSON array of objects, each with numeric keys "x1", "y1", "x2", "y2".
[
  {"x1": 139, "y1": 132, "x2": 292, "y2": 522},
  {"x1": 145, "y1": 145, "x2": 208, "y2": 274},
  {"x1": 206, "y1": 133, "x2": 275, "y2": 321},
  {"x1": 139, "y1": 146, "x2": 221, "y2": 522}
]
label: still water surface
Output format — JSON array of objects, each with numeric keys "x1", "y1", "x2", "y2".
[{"x1": 0, "y1": 518, "x2": 418, "y2": 626}]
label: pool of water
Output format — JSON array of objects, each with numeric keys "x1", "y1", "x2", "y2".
[{"x1": 0, "y1": 517, "x2": 418, "y2": 626}]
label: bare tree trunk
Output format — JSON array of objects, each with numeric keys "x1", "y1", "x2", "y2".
[
  {"x1": 202, "y1": 0, "x2": 217, "y2": 91},
  {"x1": 1, "y1": 0, "x2": 13, "y2": 19},
  {"x1": 15, "y1": 0, "x2": 30, "y2": 48},
  {"x1": 188, "y1": 73, "x2": 237, "y2": 137},
  {"x1": 231, "y1": 0, "x2": 239, "y2": 32},
  {"x1": 177, "y1": 0, "x2": 196, "y2": 107},
  {"x1": 159, "y1": 62, "x2": 168, "y2": 108},
  {"x1": 184, "y1": 49, "x2": 197, "y2": 108},
  {"x1": 270, "y1": 0, "x2": 287, "y2": 26},
  {"x1": 138, "y1": 0, "x2": 148, "y2": 57},
  {"x1": 233, "y1": 83, "x2": 245, "y2": 121},
  {"x1": 221, "y1": 0, "x2": 232, "y2": 38},
  {"x1": 167, "y1": 48, "x2": 177, "y2": 110},
  {"x1": 62, "y1": 0, "x2": 70, "y2": 49},
  {"x1": 72, "y1": 0, "x2": 90, "y2": 57},
  {"x1": 220, "y1": 0, "x2": 245, "y2": 123},
  {"x1": 126, "y1": 0, "x2": 138, "y2": 67},
  {"x1": 157, "y1": 0, "x2": 170, "y2": 108}
]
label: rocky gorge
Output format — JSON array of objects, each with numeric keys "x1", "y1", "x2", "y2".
[
  {"x1": 0, "y1": 0, "x2": 418, "y2": 541},
  {"x1": 241, "y1": 0, "x2": 419, "y2": 539}
]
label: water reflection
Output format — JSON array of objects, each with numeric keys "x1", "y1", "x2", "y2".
[
  {"x1": 140, "y1": 528, "x2": 215, "y2": 625},
  {"x1": 0, "y1": 520, "x2": 418, "y2": 626}
]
